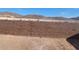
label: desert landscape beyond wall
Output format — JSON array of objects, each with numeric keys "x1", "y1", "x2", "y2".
[{"x1": 0, "y1": 19, "x2": 78, "y2": 50}]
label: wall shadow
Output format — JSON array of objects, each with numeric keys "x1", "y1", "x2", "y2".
[{"x1": 67, "y1": 33, "x2": 79, "y2": 50}]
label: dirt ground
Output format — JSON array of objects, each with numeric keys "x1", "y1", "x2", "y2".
[
  {"x1": 0, "y1": 20, "x2": 78, "y2": 50},
  {"x1": 0, "y1": 34, "x2": 75, "y2": 50}
]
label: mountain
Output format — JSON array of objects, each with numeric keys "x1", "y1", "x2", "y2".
[
  {"x1": 70, "y1": 17, "x2": 79, "y2": 20},
  {"x1": 0, "y1": 12, "x2": 78, "y2": 20},
  {"x1": 23, "y1": 14, "x2": 71, "y2": 20},
  {"x1": 23, "y1": 14, "x2": 46, "y2": 19},
  {"x1": 46, "y1": 17, "x2": 71, "y2": 20},
  {"x1": 0, "y1": 12, "x2": 22, "y2": 18}
]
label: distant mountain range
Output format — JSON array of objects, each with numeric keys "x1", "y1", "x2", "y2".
[
  {"x1": 0, "y1": 12, "x2": 79, "y2": 20},
  {"x1": 0, "y1": 12, "x2": 22, "y2": 18},
  {"x1": 70, "y1": 17, "x2": 79, "y2": 20}
]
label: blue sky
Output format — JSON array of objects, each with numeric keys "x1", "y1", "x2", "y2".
[{"x1": 0, "y1": 8, "x2": 79, "y2": 17}]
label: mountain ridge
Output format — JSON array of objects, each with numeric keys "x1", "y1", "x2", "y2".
[{"x1": 0, "y1": 12, "x2": 78, "y2": 20}]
